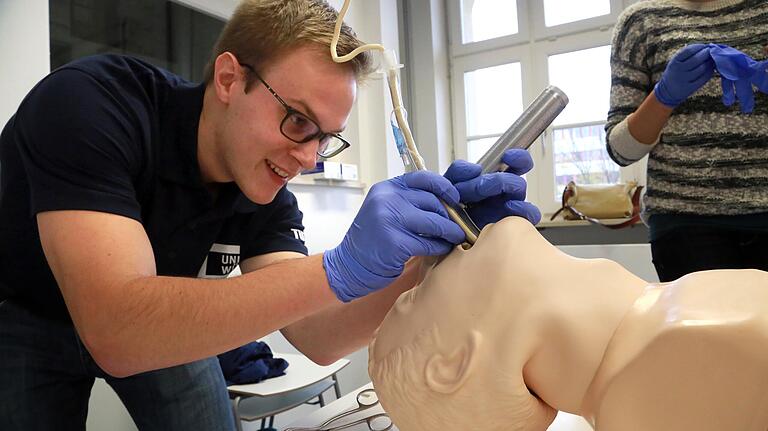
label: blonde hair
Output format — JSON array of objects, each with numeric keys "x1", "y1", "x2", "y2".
[{"x1": 203, "y1": 0, "x2": 374, "y2": 87}]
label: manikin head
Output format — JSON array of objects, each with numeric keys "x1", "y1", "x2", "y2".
[
  {"x1": 369, "y1": 217, "x2": 645, "y2": 430},
  {"x1": 199, "y1": 0, "x2": 375, "y2": 204},
  {"x1": 371, "y1": 217, "x2": 768, "y2": 431}
]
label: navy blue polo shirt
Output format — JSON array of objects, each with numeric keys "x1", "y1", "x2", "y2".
[{"x1": 0, "y1": 54, "x2": 308, "y2": 321}]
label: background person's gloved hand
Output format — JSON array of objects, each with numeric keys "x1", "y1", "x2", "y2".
[
  {"x1": 323, "y1": 171, "x2": 465, "y2": 302},
  {"x1": 654, "y1": 44, "x2": 715, "y2": 108},
  {"x1": 708, "y1": 44, "x2": 766, "y2": 113},
  {"x1": 443, "y1": 149, "x2": 541, "y2": 228}
]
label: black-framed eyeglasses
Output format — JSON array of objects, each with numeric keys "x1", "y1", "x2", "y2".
[{"x1": 240, "y1": 62, "x2": 351, "y2": 159}]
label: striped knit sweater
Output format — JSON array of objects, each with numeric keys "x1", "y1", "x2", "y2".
[{"x1": 606, "y1": 0, "x2": 768, "y2": 218}]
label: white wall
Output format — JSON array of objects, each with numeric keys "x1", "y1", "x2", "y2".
[{"x1": 0, "y1": 0, "x2": 49, "y2": 125}]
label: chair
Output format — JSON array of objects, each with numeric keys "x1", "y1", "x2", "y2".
[{"x1": 227, "y1": 353, "x2": 350, "y2": 431}]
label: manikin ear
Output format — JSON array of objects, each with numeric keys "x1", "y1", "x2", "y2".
[
  {"x1": 425, "y1": 330, "x2": 481, "y2": 394},
  {"x1": 212, "y1": 52, "x2": 243, "y2": 105}
]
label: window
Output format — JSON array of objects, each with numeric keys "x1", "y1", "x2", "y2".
[
  {"x1": 448, "y1": 0, "x2": 643, "y2": 216},
  {"x1": 548, "y1": 45, "x2": 618, "y2": 199},
  {"x1": 49, "y1": 0, "x2": 225, "y2": 82},
  {"x1": 460, "y1": 0, "x2": 519, "y2": 44},
  {"x1": 543, "y1": 0, "x2": 611, "y2": 27},
  {"x1": 463, "y1": 63, "x2": 523, "y2": 162}
]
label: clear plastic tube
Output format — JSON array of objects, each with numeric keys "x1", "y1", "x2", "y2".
[{"x1": 331, "y1": 0, "x2": 479, "y2": 244}]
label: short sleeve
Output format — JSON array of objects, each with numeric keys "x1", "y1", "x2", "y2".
[
  {"x1": 14, "y1": 68, "x2": 146, "y2": 220},
  {"x1": 241, "y1": 187, "x2": 308, "y2": 259}
]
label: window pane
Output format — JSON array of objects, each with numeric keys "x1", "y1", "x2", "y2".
[
  {"x1": 464, "y1": 63, "x2": 523, "y2": 137},
  {"x1": 543, "y1": 0, "x2": 611, "y2": 27},
  {"x1": 467, "y1": 137, "x2": 498, "y2": 163},
  {"x1": 553, "y1": 124, "x2": 619, "y2": 200},
  {"x1": 461, "y1": 0, "x2": 518, "y2": 44},
  {"x1": 548, "y1": 45, "x2": 611, "y2": 125}
]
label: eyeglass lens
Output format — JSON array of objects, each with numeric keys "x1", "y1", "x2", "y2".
[
  {"x1": 281, "y1": 111, "x2": 346, "y2": 157},
  {"x1": 282, "y1": 111, "x2": 319, "y2": 141}
]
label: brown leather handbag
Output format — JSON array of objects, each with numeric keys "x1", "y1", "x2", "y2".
[{"x1": 550, "y1": 181, "x2": 644, "y2": 229}]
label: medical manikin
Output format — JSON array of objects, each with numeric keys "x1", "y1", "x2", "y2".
[{"x1": 368, "y1": 217, "x2": 768, "y2": 431}]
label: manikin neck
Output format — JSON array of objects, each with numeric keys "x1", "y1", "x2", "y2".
[{"x1": 514, "y1": 251, "x2": 648, "y2": 414}]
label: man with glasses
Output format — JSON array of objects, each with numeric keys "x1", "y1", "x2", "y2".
[{"x1": 0, "y1": 0, "x2": 539, "y2": 430}]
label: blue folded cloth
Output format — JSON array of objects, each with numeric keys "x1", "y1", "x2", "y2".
[{"x1": 218, "y1": 341, "x2": 289, "y2": 385}]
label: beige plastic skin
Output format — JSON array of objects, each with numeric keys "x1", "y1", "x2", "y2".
[{"x1": 368, "y1": 217, "x2": 768, "y2": 431}]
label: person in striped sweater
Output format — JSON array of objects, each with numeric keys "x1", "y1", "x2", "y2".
[{"x1": 606, "y1": 0, "x2": 768, "y2": 282}]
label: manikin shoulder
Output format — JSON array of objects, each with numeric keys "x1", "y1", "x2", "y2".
[{"x1": 583, "y1": 270, "x2": 768, "y2": 431}]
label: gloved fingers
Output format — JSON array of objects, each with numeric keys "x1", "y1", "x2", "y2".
[
  {"x1": 721, "y1": 77, "x2": 736, "y2": 106},
  {"x1": 401, "y1": 170, "x2": 460, "y2": 207},
  {"x1": 734, "y1": 78, "x2": 755, "y2": 113},
  {"x1": 504, "y1": 201, "x2": 542, "y2": 225},
  {"x1": 401, "y1": 235, "x2": 456, "y2": 257},
  {"x1": 752, "y1": 69, "x2": 768, "y2": 93},
  {"x1": 466, "y1": 195, "x2": 536, "y2": 227},
  {"x1": 454, "y1": 172, "x2": 527, "y2": 203},
  {"x1": 500, "y1": 149, "x2": 534, "y2": 175},
  {"x1": 400, "y1": 208, "x2": 466, "y2": 244},
  {"x1": 443, "y1": 159, "x2": 481, "y2": 184},
  {"x1": 400, "y1": 188, "x2": 450, "y2": 219},
  {"x1": 682, "y1": 46, "x2": 714, "y2": 69},
  {"x1": 674, "y1": 44, "x2": 710, "y2": 63},
  {"x1": 687, "y1": 60, "x2": 714, "y2": 83}
]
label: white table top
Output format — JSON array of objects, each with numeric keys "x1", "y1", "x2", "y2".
[
  {"x1": 227, "y1": 353, "x2": 349, "y2": 397},
  {"x1": 287, "y1": 382, "x2": 594, "y2": 431}
]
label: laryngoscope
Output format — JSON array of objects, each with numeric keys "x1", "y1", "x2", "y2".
[{"x1": 330, "y1": 0, "x2": 568, "y2": 246}]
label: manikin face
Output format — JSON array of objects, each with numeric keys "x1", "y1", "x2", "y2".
[
  {"x1": 369, "y1": 217, "x2": 567, "y2": 431},
  {"x1": 212, "y1": 45, "x2": 357, "y2": 204}
]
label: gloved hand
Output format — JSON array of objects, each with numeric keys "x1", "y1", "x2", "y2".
[
  {"x1": 751, "y1": 67, "x2": 768, "y2": 94},
  {"x1": 709, "y1": 44, "x2": 767, "y2": 113},
  {"x1": 443, "y1": 149, "x2": 541, "y2": 228},
  {"x1": 323, "y1": 171, "x2": 465, "y2": 302},
  {"x1": 654, "y1": 44, "x2": 715, "y2": 108}
]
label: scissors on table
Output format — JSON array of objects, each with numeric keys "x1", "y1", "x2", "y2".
[{"x1": 284, "y1": 388, "x2": 393, "y2": 431}]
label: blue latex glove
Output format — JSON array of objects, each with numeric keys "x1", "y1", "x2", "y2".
[
  {"x1": 751, "y1": 68, "x2": 768, "y2": 94},
  {"x1": 323, "y1": 171, "x2": 465, "y2": 302},
  {"x1": 443, "y1": 149, "x2": 541, "y2": 228},
  {"x1": 654, "y1": 44, "x2": 715, "y2": 108},
  {"x1": 708, "y1": 44, "x2": 768, "y2": 113}
]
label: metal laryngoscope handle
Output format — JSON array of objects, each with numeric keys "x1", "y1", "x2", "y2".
[
  {"x1": 476, "y1": 86, "x2": 569, "y2": 175},
  {"x1": 451, "y1": 86, "x2": 568, "y2": 243}
]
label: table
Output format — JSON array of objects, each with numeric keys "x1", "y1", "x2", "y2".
[
  {"x1": 228, "y1": 353, "x2": 350, "y2": 431},
  {"x1": 287, "y1": 382, "x2": 594, "y2": 431}
]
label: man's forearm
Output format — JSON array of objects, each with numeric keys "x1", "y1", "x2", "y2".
[
  {"x1": 627, "y1": 90, "x2": 674, "y2": 144},
  {"x1": 77, "y1": 254, "x2": 338, "y2": 377},
  {"x1": 281, "y1": 257, "x2": 424, "y2": 365}
]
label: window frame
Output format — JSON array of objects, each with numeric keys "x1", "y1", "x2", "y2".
[{"x1": 447, "y1": 0, "x2": 646, "y2": 216}]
